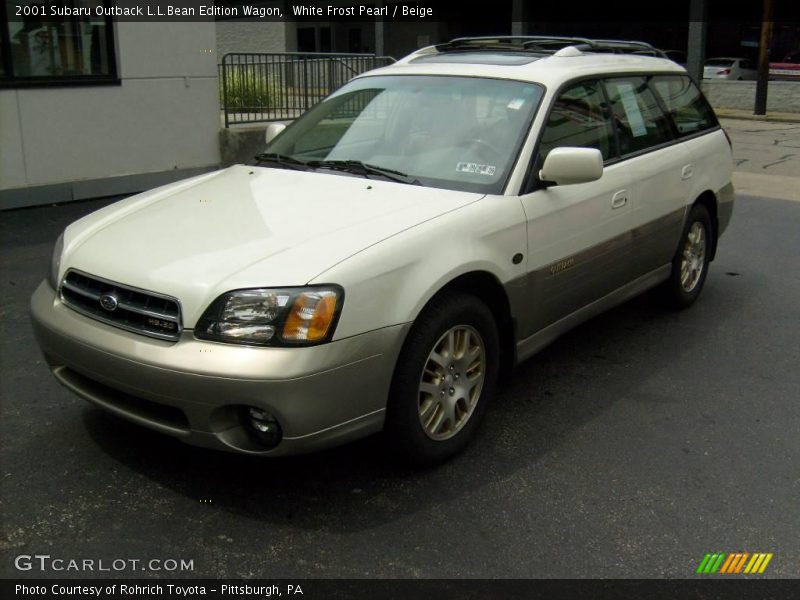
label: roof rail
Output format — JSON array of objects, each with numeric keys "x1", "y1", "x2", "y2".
[
  {"x1": 436, "y1": 36, "x2": 593, "y2": 52},
  {"x1": 434, "y1": 36, "x2": 667, "y2": 59},
  {"x1": 580, "y1": 39, "x2": 667, "y2": 58}
]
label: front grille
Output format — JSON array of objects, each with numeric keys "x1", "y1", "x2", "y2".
[{"x1": 60, "y1": 270, "x2": 183, "y2": 341}]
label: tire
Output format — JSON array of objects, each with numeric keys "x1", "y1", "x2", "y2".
[
  {"x1": 384, "y1": 292, "x2": 500, "y2": 466},
  {"x1": 661, "y1": 204, "x2": 713, "y2": 309}
]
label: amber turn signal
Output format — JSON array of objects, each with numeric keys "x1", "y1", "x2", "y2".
[{"x1": 282, "y1": 291, "x2": 339, "y2": 342}]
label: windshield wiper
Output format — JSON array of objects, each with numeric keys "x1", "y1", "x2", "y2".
[
  {"x1": 253, "y1": 152, "x2": 311, "y2": 170},
  {"x1": 307, "y1": 160, "x2": 421, "y2": 185}
]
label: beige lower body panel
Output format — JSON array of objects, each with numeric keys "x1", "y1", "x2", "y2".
[{"x1": 515, "y1": 264, "x2": 672, "y2": 364}]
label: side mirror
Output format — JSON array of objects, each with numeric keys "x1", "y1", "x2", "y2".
[
  {"x1": 539, "y1": 147, "x2": 603, "y2": 186},
  {"x1": 265, "y1": 123, "x2": 287, "y2": 145}
]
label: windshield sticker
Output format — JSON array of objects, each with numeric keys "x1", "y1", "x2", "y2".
[
  {"x1": 507, "y1": 98, "x2": 525, "y2": 110},
  {"x1": 615, "y1": 82, "x2": 648, "y2": 138},
  {"x1": 457, "y1": 162, "x2": 497, "y2": 176}
]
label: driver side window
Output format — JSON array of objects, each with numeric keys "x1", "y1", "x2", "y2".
[{"x1": 537, "y1": 81, "x2": 616, "y2": 163}]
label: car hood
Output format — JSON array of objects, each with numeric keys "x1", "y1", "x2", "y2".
[{"x1": 63, "y1": 165, "x2": 483, "y2": 326}]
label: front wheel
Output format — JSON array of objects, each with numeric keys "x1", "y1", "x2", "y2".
[
  {"x1": 661, "y1": 204, "x2": 713, "y2": 309},
  {"x1": 384, "y1": 292, "x2": 499, "y2": 466}
]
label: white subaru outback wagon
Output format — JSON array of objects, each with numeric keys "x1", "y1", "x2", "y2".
[{"x1": 31, "y1": 37, "x2": 734, "y2": 464}]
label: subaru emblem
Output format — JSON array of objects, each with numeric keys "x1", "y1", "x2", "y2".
[{"x1": 99, "y1": 293, "x2": 119, "y2": 312}]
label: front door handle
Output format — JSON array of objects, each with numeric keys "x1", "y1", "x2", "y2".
[
  {"x1": 611, "y1": 190, "x2": 627, "y2": 209},
  {"x1": 681, "y1": 164, "x2": 694, "y2": 180}
]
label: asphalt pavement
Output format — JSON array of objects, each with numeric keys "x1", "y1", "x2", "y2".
[{"x1": 1, "y1": 120, "x2": 798, "y2": 579}]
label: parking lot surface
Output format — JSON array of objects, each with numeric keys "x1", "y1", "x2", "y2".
[{"x1": 1, "y1": 123, "x2": 798, "y2": 579}]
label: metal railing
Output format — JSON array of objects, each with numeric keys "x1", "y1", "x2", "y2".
[{"x1": 220, "y1": 52, "x2": 395, "y2": 127}]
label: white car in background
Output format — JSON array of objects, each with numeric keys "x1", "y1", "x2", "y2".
[
  {"x1": 703, "y1": 57, "x2": 758, "y2": 80},
  {"x1": 31, "y1": 36, "x2": 734, "y2": 465}
]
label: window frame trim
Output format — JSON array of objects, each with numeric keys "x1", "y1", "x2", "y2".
[
  {"x1": 520, "y1": 70, "x2": 722, "y2": 195},
  {"x1": 0, "y1": 1, "x2": 120, "y2": 88}
]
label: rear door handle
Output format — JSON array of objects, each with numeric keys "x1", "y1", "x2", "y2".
[
  {"x1": 611, "y1": 190, "x2": 627, "y2": 209},
  {"x1": 681, "y1": 164, "x2": 694, "y2": 180}
]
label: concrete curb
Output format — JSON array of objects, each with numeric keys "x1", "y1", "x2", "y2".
[
  {"x1": 733, "y1": 172, "x2": 800, "y2": 203},
  {"x1": 716, "y1": 109, "x2": 800, "y2": 124}
]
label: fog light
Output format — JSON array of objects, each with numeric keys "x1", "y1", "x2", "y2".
[{"x1": 244, "y1": 407, "x2": 282, "y2": 449}]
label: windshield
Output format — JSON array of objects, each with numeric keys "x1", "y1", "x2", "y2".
[{"x1": 266, "y1": 75, "x2": 544, "y2": 194}]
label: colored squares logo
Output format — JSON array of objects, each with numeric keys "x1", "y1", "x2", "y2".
[{"x1": 696, "y1": 552, "x2": 773, "y2": 574}]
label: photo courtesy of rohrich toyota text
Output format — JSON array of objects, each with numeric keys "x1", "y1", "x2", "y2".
[
  {"x1": 2, "y1": 1, "x2": 800, "y2": 599},
  {"x1": 14, "y1": 583, "x2": 301, "y2": 596}
]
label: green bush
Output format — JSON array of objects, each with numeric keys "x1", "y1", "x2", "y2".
[{"x1": 220, "y1": 68, "x2": 278, "y2": 113}]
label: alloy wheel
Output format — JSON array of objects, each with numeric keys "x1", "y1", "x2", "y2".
[{"x1": 417, "y1": 325, "x2": 485, "y2": 441}]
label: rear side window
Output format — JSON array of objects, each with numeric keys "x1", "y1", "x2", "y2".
[
  {"x1": 538, "y1": 80, "x2": 616, "y2": 162},
  {"x1": 651, "y1": 75, "x2": 718, "y2": 136},
  {"x1": 603, "y1": 77, "x2": 673, "y2": 155}
]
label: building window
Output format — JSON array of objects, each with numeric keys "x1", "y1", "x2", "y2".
[
  {"x1": 319, "y1": 27, "x2": 331, "y2": 53},
  {"x1": 348, "y1": 28, "x2": 362, "y2": 53},
  {"x1": 296, "y1": 27, "x2": 316, "y2": 53},
  {"x1": 1, "y1": 0, "x2": 118, "y2": 87}
]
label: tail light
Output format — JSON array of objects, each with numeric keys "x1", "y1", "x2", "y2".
[{"x1": 717, "y1": 69, "x2": 731, "y2": 75}]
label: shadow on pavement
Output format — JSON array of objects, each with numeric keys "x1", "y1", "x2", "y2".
[{"x1": 81, "y1": 275, "x2": 750, "y2": 534}]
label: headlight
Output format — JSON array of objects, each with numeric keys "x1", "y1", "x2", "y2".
[
  {"x1": 195, "y1": 286, "x2": 343, "y2": 346},
  {"x1": 48, "y1": 233, "x2": 64, "y2": 290}
]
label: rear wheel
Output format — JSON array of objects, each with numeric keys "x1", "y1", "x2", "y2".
[
  {"x1": 662, "y1": 204, "x2": 713, "y2": 309},
  {"x1": 384, "y1": 292, "x2": 499, "y2": 465}
]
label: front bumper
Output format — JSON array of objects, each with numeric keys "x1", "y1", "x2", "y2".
[{"x1": 30, "y1": 281, "x2": 410, "y2": 455}]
